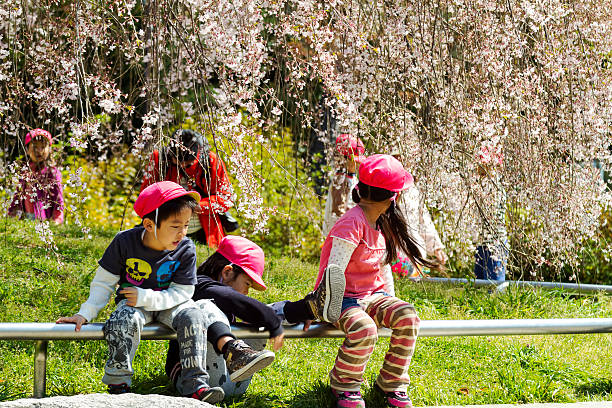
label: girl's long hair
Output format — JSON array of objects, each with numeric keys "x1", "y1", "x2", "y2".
[{"x1": 352, "y1": 181, "x2": 440, "y2": 270}]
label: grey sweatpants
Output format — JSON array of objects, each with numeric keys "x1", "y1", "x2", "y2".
[
  {"x1": 173, "y1": 299, "x2": 266, "y2": 397},
  {"x1": 102, "y1": 299, "x2": 207, "y2": 395}
]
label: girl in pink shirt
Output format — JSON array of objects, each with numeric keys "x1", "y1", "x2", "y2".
[
  {"x1": 324, "y1": 154, "x2": 440, "y2": 408},
  {"x1": 272, "y1": 154, "x2": 440, "y2": 408}
]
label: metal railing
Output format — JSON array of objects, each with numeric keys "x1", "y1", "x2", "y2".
[
  {"x1": 1, "y1": 318, "x2": 612, "y2": 398},
  {"x1": 409, "y1": 277, "x2": 612, "y2": 293}
]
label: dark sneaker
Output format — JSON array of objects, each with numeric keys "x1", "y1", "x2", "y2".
[
  {"x1": 376, "y1": 384, "x2": 413, "y2": 408},
  {"x1": 107, "y1": 383, "x2": 130, "y2": 394},
  {"x1": 331, "y1": 389, "x2": 365, "y2": 408},
  {"x1": 304, "y1": 263, "x2": 345, "y2": 323},
  {"x1": 190, "y1": 386, "x2": 225, "y2": 404},
  {"x1": 224, "y1": 339, "x2": 275, "y2": 382}
]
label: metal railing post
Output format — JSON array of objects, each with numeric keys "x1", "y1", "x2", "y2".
[{"x1": 33, "y1": 340, "x2": 48, "y2": 398}]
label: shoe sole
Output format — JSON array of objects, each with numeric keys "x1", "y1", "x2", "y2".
[
  {"x1": 200, "y1": 387, "x2": 225, "y2": 404},
  {"x1": 323, "y1": 264, "x2": 345, "y2": 323},
  {"x1": 229, "y1": 350, "x2": 275, "y2": 382}
]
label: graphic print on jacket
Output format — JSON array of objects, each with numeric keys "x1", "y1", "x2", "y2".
[
  {"x1": 97, "y1": 227, "x2": 198, "y2": 305},
  {"x1": 125, "y1": 258, "x2": 181, "y2": 287}
]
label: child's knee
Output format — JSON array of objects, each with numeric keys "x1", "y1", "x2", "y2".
[
  {"x1": 103, "y1": 307, "x2": 142, "y2": 339},
  {"x1": 392, "y1": 304, "x2": 420, "y2": 329},
  {"x1": 173, "y1": 307, "x2": 204, "y2": 335},
  {"x1": 196, "y1": 298, "x2": 230, "y2": 326},
  {"x1": 345, "y1": 315, "x2": 378, "y2": 343}
]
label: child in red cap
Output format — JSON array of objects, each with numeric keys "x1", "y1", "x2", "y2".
[
  {"x1": 322, "y1": 134, "x2": 366, "y2": 236},
  {"x1": 57, "y1": 181, "x2": 225, "y2": 403},
  {"x1": 140, "y1": 128, "x2": 234, "y2": 248},
  {"x1": 165, "y1": 235, "x2": 283, "y2": 399},
  {"x1": 273, "y1": 154, "x2": 441, "y2": 408},
  {"x1": 8, "y1": 128, "x2": 64, "y2": 224},
  {"x1": 390, "y1": 150, "x2": 448, "y2": 280}
]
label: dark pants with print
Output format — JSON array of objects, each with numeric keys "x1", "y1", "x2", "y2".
[{"x1": 102, "y1": 299, "x2": 208, "y2": 395}]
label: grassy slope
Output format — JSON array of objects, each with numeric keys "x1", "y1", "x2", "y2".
[{"x1": 0, "y1": 218, "x2": 611, "y2": 407}]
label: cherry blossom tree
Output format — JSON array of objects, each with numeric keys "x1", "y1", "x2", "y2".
[{"x1": 0, "y1": 0, "x2": 610, "y2": 275}]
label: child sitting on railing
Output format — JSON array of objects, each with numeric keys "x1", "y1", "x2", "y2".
[{"x1": 57, "y1": 182, "x2": 225, "y2": 403}]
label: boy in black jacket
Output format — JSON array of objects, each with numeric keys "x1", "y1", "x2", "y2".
[{"x1": 165, "y1": 236, "x2": 283, "y2": 398}]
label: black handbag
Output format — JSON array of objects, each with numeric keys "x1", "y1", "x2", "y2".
[{"x1": 219, "y1": 211, "x2": 239, "y2": 232}]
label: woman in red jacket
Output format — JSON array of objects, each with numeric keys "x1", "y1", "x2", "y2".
[{"x1": 141, "y1": 129, "x2": 234, "y2": 248}]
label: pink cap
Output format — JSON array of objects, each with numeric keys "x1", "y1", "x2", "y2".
[
  {"x1": 358, "y1": 154, "x2": 414, "y2": 192},
  {"x1": 25, "y1": 129, "x2": 52, "y2": 146},
  {"x1": 217, "y1": 235, "x2": 266, "y2": 291},
  {"x1": 336, "y1": 134, "x2": 365, "y2": 163},
  {"x1": 134, "y1": 181, "x2": 200, "y2": 218}
]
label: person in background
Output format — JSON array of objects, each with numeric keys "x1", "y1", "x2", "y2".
[
  {"x1": 473, "y1": 142, "x2": 508, "y2": 281},
  {"x1": 57, "y1": 182, "x2": 225, "y2": 403},
  {"x1": 141, "y1": 128, "x2": 233, "y2": 248},
  {"x1": 8, "y1": 128, "x2": 64, "y2": 224},
  {"x1": 165, "y1": 235, "x2": 283, "y2": 399},
  {"x1": 322, "y1": 134, "x2": 366, "y2": 237},
  {"x1": 391, "y1": 151, "x2": 448, "y2": 278}
]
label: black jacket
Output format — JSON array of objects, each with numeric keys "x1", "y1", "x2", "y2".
[
  {"x1": 164, "y1": 275, "x2": 283, "y2": 380},
  {"x1": 193, "y1": 275, "x2": 283, "y2": 338}
]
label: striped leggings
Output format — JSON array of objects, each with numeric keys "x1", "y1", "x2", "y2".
[{"x1": 329, "y1": 293, "x2": 420, "y2": 393}]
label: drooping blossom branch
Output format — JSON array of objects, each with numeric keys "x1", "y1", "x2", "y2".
[{"x1": 0, "y1": 0, "x2": 609, "y2": 274}]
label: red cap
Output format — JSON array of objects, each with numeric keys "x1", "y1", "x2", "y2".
[
  {"x1": 358, "y1": 154, "x2": 414, "y2": 192},
  {"x1": 217, "y1": 235, "x2": 266, "y2": 291},
  {"x1": 134, "y1": 181, "x2": 200, "y2": 218},
  {"x1": 336, "y1": 134, "x2": 365, "y2": 163},
  {"x1": 25, "y1": 129, "x2": 52, "y2": 146}
]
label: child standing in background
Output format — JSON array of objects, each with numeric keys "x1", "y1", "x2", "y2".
[
  {"x1": 8, "y1": 128, "x2": 64, "y2": 224},
  {"x1": 474, "y1": 142, "x2": 508, "y2": 281},
  {"x1": 322, "y1": 134, "x2": 365, "y2": 237},
  {"x1": 57, "y1": 181, "x2": 225, "y2": 404},
  {"x1": 391, "y1": 151, "x2": 448, "y2": 279}
]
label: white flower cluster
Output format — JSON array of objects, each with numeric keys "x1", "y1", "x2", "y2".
[{"x1": 0, "y1": 0, "x2": 609, "y2": 270}]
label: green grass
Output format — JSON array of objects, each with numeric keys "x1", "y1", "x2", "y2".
[{"x1": 1, "y1": 217, "x2": 611, "y2": 407}]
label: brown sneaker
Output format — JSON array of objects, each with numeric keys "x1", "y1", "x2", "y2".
[
  {"x1": 304, "y1": 263, "x2": 345, "y2": 323},
  {"x1": 224, "y1": 339, "x2": 275, "y2": 382}
]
